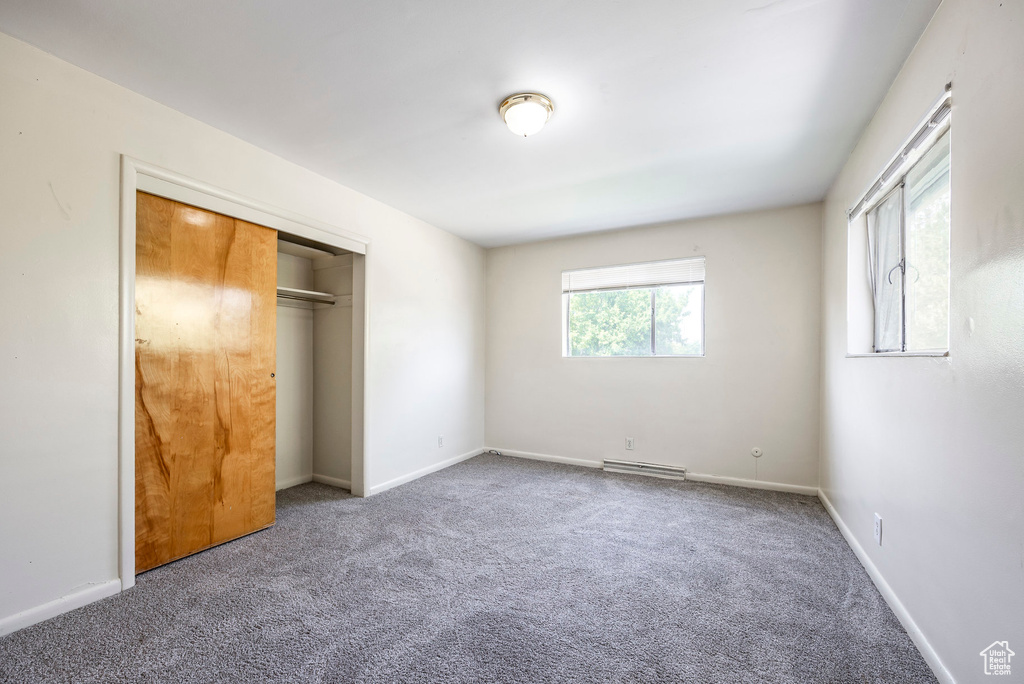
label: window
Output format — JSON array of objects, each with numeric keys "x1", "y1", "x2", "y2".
[
  {"x1": 848, "y1": 86, "x2": 951, "y2": 355},
  {"x1": 562, "y1": 257, "x2": 705, "y2": 357},
  {"x1": 866, "y1": 131, "x2": 950, "y2": 353}
]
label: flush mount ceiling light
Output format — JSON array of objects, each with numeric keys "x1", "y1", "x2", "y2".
[{"x1": 499, "y1": 92, "x2": 554, "y2": 137}]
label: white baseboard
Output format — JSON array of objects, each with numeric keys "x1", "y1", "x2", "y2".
[
  {"x1": 488, "y1": 448, "x2": 602, "y2": 469},
  {"x1": 312, "y1": 473, "x2": 352, "y2": 490},
  {"x1": 275, "y1": 474, "x2": 314, "y2": 491},
  {"x1": 817, "y1": 488, "x2": 954, "y2": 684},
  {"x1": 686, "y1": 472, "x2": 817, "y2": 496},
  {"x1": 0, "y1": 579, "x2": 121, "y2": 638},
  {"x1": 490, "y1": 448, "x2": 815, "y2": 495},
  {"x1": 367, "y1": 448, "x2": 482, "y2": 496}
]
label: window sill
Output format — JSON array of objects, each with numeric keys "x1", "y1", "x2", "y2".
[
  {"x1": 845, "y1": 351, "x2": 949, "y2": 358},
  {"x1": 562, "y1": 355, "x2": 705, "y2": 359}
]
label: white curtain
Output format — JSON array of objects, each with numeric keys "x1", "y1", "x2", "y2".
[{"x1": 867, "y1": 186, "x2": 904, "y2": 352}]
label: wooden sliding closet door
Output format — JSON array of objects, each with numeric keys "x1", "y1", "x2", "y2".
[{"x1": 135, "y1": 192, "x2": 277, "y2": 573}]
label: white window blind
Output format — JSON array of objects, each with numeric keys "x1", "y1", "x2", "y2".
[
  {"x1": 848, "y1": 85, "x2": 952, "y2": 221},
  {"x1": 562, "y1": 257, "x2": 705, "y2": 293}
]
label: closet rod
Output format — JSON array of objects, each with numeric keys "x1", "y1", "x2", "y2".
[{"x1": 276, "y1": 286, "x2": 336, "y2": 305}]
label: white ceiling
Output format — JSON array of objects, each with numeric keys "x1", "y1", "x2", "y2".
[{"x1": 0, "y1": 0, "x2": 939, "y2": 247}]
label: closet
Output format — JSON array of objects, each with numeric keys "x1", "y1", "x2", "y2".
[
  {"x1": 134, "y1": 192, "x2": 352, "y2": 573},
  {"x1": 275, "y1": 240, "x2": 354, "y2": 492}
]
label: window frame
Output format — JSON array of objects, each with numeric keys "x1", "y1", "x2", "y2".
[
  {"x1": 864, "y1": 130, "x2": 950, "y2": 354},
  {"x1": 561, "y1": 258, "x2": 706, "y2": 359},
  {"x1": 846, "y1": 85, "x2": 952, "y2": 358}
]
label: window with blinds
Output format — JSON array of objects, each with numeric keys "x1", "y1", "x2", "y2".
[
  {"x1": 850, "y1": 86, "x2": 951, "y2": 355},
  {"x1": 562, "y1": 257, "x2": 705, "y2": 357}
]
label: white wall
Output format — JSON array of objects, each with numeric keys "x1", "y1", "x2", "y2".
[
  {"x1": 276, "y1": 252, "x2": 315, "y2": 490},
  {"x1": 313, "y1": 256, "x2": 353, "y2": 486},
  {"x1": 0, "y1": 31, "x2": 485, "y2": 630},
  {"x1": 819, "y1": 1, "x2": 1024, "y2": 681},
  {"x1": 486, "y1": 204, "x2": 822, "y2": 489}
]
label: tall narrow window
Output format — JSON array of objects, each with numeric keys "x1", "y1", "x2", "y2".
[
  {"x1": 865, "y1": 130, "x2": 950, "y2": 353},
  {"x1": 904, "y1": 132, "x2": 951, "y2": 351},
  {"x1": 847, "y1": 86, "x2": 951, "y2": 356},
  {"x1": 562, "y1": 257, "x2": 705, "y2": 357}
]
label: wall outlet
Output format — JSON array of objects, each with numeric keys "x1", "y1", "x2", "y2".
[
  {"x1": 438, "y1": 435, "x2": 444, "y2": 448},
  {"x1": 874, "y1": 513, "x2": 882, "y2": 546},
  {"x1": 625, "y1": 437, "x2": 635, "y2": 450},
  {"x1": 751, "y1": 447, "x2": 763, "y2": 458}
]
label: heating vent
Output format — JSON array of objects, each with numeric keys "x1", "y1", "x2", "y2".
[{"x1": 603, "y1": 459, "x2": 687, "y2": 480}]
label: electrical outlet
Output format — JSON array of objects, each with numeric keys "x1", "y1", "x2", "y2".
[
  {"x1": 625, "y1": 437, "x2": 635, "y2": 450},
  {"x1": 751, "y1": 447, "x2": 763, "y2": 458},
  {"x1": 438, "y1": 435, "x2": 444, "y2": 448},
  {"x1": 874, "y1": 513, "x2": 882, "y2": 546}
]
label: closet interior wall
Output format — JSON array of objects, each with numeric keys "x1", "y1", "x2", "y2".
[
  {"x1": 275, "y1": 244, "x2": 353, "y2": 491},
  {"x1": 313, "y1": 255, "x2": 354, "y2": 488}
]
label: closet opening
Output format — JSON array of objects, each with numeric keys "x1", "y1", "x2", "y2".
[{"x1": 275, "y1": 236, "x2": 357, "y2": 494}]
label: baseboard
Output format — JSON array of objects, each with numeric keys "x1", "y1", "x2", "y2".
[
  {"x1": 686, "y1": 472, "x2": 817, "y2": 496},
  {"x1": 817, "y1": 488, "x2": 954, "y2": 684},
  {"x1": 0, "y1": 579, "x2": 121, "y2": 638},
  {"x1": 312, "y1": 473, "x2": 352, "y2": 490},
  {"x1": 488, "y1": 448, "x2": 602, "y2": 469},
  {"x1": 490, "y1": 448, "x2": 815, "y2": 495},
  {"x1": 367, "y1": 448, "x2": 482, "y2": 496},
  {"x1": 275, "y1": 474, "x2": 314, "y2": 491}
]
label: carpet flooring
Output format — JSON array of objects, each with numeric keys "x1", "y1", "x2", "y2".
[{"x1": 0, "y1": 454, "x2": 936, "y2": 683}]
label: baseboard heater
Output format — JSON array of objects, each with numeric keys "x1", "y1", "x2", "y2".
[{"x1": 603, "y1": 459, "x2": 687, "y2": 480}]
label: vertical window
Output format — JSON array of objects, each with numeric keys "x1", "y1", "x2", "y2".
[
  {"x1": 866, "y1": 130, "x2": 950, "y2": 353},
  {"x1": 904, "y1": 133, "x2": 951, "y2": 351},
  {"x1": 562, "y1": 258, "x2": 705, "y2": 357},
  {"x1": 849, "y1": 86, "x2": 952, "y2": 356}
]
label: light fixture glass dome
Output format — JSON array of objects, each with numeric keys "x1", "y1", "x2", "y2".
[{"x1": 499, "y1": 93, "x2": 553, "y2": 137}]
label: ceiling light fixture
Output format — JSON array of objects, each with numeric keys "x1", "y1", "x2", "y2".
[{"x1": 499, "y1": 93, "x2": 554, "y2": 137}]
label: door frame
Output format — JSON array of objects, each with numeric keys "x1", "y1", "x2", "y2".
[{"x1": 118, "y1": 155, "x2": 371, "y2": 590}]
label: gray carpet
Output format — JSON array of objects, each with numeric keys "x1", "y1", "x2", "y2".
[{"x1": 0, "y1": 454, "x2": 935, "y2": 683}]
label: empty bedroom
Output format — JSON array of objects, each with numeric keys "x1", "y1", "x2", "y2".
[{"x1": 0, "y1": 1, "x2": 1021, "y2": 682}]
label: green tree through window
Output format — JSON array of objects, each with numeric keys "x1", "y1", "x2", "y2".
[
  {"x1": 567, "y1": 284, "x2": 702, "y2": 356},
  {"x1": 655, "y1": 286, "x2": 702, "y2": 355}
]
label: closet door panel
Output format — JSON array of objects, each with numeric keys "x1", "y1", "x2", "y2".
[
  {"x1": 135, "y1": 192, "x2": 277, "y2": 573},
  {"x1": 243, "y1": 219, "x2": 278, "y2": 530},
  {"x1": 210, "y1": 214, "x2": 254, "y2": 544},
  {"x1": 135, "y1": 193, "x2": 175, "y2": 568}
]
